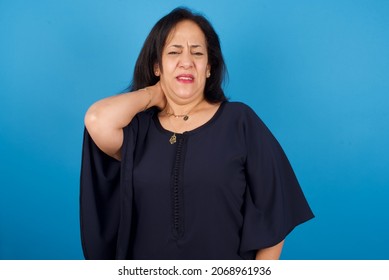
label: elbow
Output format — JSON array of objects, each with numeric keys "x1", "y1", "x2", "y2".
[{"x1": 84, "y1": 106, "x2": 101, "y2": 132}]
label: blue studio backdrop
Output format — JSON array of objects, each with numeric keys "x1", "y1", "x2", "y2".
[{"x1": 1, "y1": 0, "x2": 388, "y2": 259}]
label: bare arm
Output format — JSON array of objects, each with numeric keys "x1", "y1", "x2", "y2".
[
  {"x1": 84, "y1": 82, "x2": 165, "y2": 160},
  {"x1": 255, "y1": 240, "x2": 285, "y2": 260}
]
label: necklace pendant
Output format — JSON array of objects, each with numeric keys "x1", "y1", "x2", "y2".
[
  {"x1": 183, "y1": 115, "x2": 189, "y2": 121},
  {"x1": 169, "y1": 133, "x2": 177, "y2": 144}
]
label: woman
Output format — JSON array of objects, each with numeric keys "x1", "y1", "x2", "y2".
[{"x1": 80, "y1": 7, "x2": 314, "y2": 260}]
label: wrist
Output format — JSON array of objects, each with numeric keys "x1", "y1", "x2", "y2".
[{"x1": 139, "y1": 88, "x2": 152, "y2": 111}]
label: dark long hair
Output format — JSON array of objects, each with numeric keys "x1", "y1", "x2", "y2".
[{"x1": 128, "y1": 7, "x2": 228, "y2": 103}]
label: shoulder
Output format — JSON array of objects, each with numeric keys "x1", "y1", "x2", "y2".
[
  {"x1": 223, "y1": 101, "x2": 252, "y2": 111},
  {"x1": 123, "y1": 107, "x2": 157, "y2": 134},
  {"x1": 222, "y1": 101, "x2": 262, "y2": 122},
  {"x1": 136, "y1": 107, "x2": 157, "y2": 122},
  {"x1": 222, "y1": 101, "x2": 273, "y2": 139}
]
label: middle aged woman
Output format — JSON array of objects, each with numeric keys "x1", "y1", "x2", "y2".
[{"x1": 80, "y1": 7, "x2": 314, "y2": 260}]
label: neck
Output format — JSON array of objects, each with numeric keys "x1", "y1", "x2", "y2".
[{"x1": 164, "y1": 97, "x2": 205, "y2": 116}]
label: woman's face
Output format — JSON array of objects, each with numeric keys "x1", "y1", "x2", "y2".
[{"x1": 157, "y1": 20, "x2": 210, "y2": 105}]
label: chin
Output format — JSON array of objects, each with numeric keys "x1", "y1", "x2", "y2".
[{"x1": 172, "y1": 88, "x2": 202, "y2": 100}]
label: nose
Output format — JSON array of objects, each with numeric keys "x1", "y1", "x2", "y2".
[{"x1": 179, "y1": 50, "x2": 194, "y2": 69}]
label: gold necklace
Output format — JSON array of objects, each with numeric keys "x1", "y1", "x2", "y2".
[
  {"x1": 164, "y1": 98, "x2": 204, "y2": 122},
  {"x1": 165, "y1": 99, "x2": 204, "y2": 144},
  {"x1": 167, "y1": 117, "x2": 178, "y2": 144},
  {"x1": 165, "y1": 112, "x2": 190, "y2": 121}
]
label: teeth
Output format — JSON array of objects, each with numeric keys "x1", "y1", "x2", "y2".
[{"x1": 178, "y1": 76, "x2": 193, "y2": 80}]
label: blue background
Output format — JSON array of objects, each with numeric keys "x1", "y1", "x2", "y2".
[{"x1": 1, "y1": 0, "x2": 388, "y2": 260}]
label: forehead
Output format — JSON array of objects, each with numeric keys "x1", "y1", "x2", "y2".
[{"x1": 165, "y1": 20, "x2": 207, "y2": 47}]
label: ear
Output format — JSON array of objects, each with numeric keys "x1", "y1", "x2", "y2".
[
  {"x1": 154, "y1": 64, "x2": 160, "y2": 76},
  {"x1": 206, "y1": 65, "x2": 211, "y2": 78}
]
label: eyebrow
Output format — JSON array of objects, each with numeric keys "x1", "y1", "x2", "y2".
[{"x1": 169, "y1": 44, "x2": 203, "y2": 49}]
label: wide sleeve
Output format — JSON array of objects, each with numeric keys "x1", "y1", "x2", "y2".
[
  {"x1": 239, "y1": 106, "x2": 314, "y2": 259},
  {"x1": 80, "y1": 109, "x2": 155, "y2": 260},
  {"x1": 79, "y1": 128, "x2": 121, "y2": 259}
]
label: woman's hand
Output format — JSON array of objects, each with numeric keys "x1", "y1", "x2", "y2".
[
  {"x1": 255, "y1": 240, "x2": 284, "y2": 260},
  {"x1": 144, "y1": 82, "x2": 167, "y2": 110}
]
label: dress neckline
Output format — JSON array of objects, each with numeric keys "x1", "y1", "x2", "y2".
[{"x1": 153, "y1": 101, "x2": 227, "y2": 136}]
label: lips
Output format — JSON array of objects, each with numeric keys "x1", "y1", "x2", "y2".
[{"x1": 176, "y1": 74, "x2": 194, "y2": 83}]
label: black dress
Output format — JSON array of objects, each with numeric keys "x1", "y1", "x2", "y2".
[{"x1": 80, "y1": 101, "x2": 314, "y2": 260}]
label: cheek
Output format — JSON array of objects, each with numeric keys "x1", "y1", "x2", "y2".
[
  {"x1": 162, "y1": 63, "x2": 175, "y2": 74},
  {"x1": 200, "y1": 60, "x2": 210, "y2": 73},
  {"x1": 161, "y1": 57, "x2": 176, "y2": 73}
]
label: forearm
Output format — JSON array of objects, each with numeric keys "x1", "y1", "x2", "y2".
[
  {"x1": 255, "y1": 240, "x2": 284, "y2": 260},
  {"x1": 84, "y1": 84, "x2": 163, "y2": 159},
  {"x1": 85, "y1": 89, "x2": 152, "y2": 132}
]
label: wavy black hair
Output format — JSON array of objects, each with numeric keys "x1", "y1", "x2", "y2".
[{"x1": 128, "y1": 7, "x2": 228, "y2": 103}]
